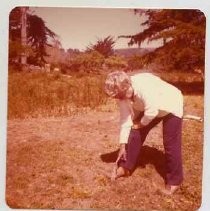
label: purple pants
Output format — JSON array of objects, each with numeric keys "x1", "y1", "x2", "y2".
[{"x1": 119, "y1": 113, "x2": 183, "y2": 186}]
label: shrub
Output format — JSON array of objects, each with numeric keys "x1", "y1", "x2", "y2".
[
  {"x1": 67, "y1": 51, "x2": 104, "y2": 74},
  {"x1": 127, "y1": 55, "x2": 146, "y2": 71},
  {"x1": 104, "y1": 55, "x2": 128, "y2": 70}
]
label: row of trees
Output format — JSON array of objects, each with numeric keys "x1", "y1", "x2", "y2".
[
  {"x1": 9, "y1": 8, "x2": 123, "y2": 72},
  {"x1": 9, "y1": 8, "x2": 206, "y2": 75}
]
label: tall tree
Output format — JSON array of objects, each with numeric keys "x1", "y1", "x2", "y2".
[
  {"x1": 9, "y1": 7, "x2": 22, "y2": 63},
  {"x1": 119, "y1": 9, "x2": 206, "y2": 73},
  {"x1": 9, "y1": 7, "x2": 58, "y2": 66},
  {"x1": 86, "y1": 36, "x2": 115, "y2": 58}
]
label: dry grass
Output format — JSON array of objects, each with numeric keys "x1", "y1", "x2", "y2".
[
  {"x1": 8, "y1": 71, "x2": 108, "y2": 119},
  {"x1": 8, "y1": 70, "x2": 204, "y2": 119},
  {"x1": 6, "y1": 70, "x2": 204, "y2": 210},
  {"x1": 6, "y1": 94, "x2": 204, "y2": 210}
]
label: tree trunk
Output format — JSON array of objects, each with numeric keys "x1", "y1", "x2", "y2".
[{"x1": 21, "y1": 7, "x2": 27, "y2": 67}]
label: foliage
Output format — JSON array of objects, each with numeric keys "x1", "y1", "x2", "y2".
[
  {"x1": 9, "y1": 7, "x2": 25, "y2": 65},
  {"x1": 104, "y1": 55, "x2": 128, "y2": 70},
  {"x1": 119, "y1": 9, "x2": 206, "y2": 73},
  {"x1": 67, "y1": 48, "x2": 80, "y2": 56},
  {"x1": 127, "y1": 55, "x2": 148, "y2": 71},
  {"x1": 9, "y1": 39, "x2": 36, "y2": 71},
  {"x1": 9, "y1": 7, "x2": 58, "y2": 66},
  {"x1": 9, "y1": 40, "x2": 23, "y2": 62},
  {"x1": 27, "y1": 14, "x2": 57, "y2": 65},
  {"x1": 86, "y1": 36, "x2": 115, "y2": 58},
  {"x1": 66, "y1": 51, "x2": 105, "y2": 74},
  {"x1": 65, "y1": 53, "x2": 129, "y2": 74}
]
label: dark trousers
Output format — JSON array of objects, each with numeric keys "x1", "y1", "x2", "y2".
[{"x1": 118, "y1": 113, "x2": 183, "y2": 186}]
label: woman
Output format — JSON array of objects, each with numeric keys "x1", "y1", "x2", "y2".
[{"x1": 104, "y1": 71, "x2": 183, "y2": 195}]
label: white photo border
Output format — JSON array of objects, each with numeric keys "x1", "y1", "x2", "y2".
[{"x1": 0, "y1": 0, "x2": 209, "y2": 210}]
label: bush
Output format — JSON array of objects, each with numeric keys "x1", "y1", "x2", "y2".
[
  {"x1": 67, "y1": 51, "x2": 104, "y2": 74},
  {"x1": 104, "y1": 55, "x2": 128, "y2": 70},
  {"x1": 127, "y1": 55, "x2": 147, "y2": 71}
]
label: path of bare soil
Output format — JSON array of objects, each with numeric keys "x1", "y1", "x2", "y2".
[{"x1": 6, "y1": 96, "x2": 203, "y2": 210}]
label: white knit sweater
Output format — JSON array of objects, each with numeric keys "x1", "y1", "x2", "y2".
[{"x1": 118, "y1": 73, "x2": 183, "y2": 144}]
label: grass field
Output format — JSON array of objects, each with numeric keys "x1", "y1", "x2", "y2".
[
  {"x1": 8, "y1": 71, "x2": 108, "y2": 119},
  {"x1": 8, "y1": 70, "x2": 203, "y2": 119},
  {"x1": 6, "y1": 70, "x2": 204, "y2": 210}
]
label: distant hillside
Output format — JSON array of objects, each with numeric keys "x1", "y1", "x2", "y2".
[{"x1": 114, "y1": 47, "x2": 155, "y2": 57}]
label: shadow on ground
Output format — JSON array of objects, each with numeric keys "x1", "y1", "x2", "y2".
[{"x1": 100, "y1": 145, "x2": 166, "y2": 180}]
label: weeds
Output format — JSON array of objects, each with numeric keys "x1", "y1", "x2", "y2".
[{"x1": 8, "y1": 71, "x2": 108, "y2": 119}]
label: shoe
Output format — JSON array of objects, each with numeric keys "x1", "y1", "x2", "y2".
[
  {"x1": 160, "y1": 184, "x2": 180, "y2": 195},
  {"x1": 111, "y1": 166, "x2": 130, "y2": 181}
]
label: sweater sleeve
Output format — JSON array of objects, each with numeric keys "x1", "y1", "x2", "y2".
[{"x1": 118, "y1": 100, "x2": 133, "y2": 144}]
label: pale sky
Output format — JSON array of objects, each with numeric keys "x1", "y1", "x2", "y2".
[{"x1": 31, "y1": 7, "x2": 162, "y2": 51}]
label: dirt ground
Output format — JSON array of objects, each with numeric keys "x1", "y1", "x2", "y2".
[{"x1": 6, "y1": 97, "x2": 203, "y2": 210}]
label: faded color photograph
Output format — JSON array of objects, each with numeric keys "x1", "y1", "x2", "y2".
[{"x1": 7, "y1": 7, "x2": 205, "y2": 210}]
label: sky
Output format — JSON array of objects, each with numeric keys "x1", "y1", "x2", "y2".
[{"x1": 31, "y1": 7, "x2": 162, "y2": 51}]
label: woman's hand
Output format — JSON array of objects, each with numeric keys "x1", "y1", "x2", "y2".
[
  {"x1": 116, "y1": 144, "x2": 127, "y2": 163},
  {"x1": 132, "y1": 122, "x2": 144, "y2": 129}
]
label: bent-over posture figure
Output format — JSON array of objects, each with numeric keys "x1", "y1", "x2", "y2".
[{"x1": 104, "y1": 71, "x2": 183, "y2": 195}]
